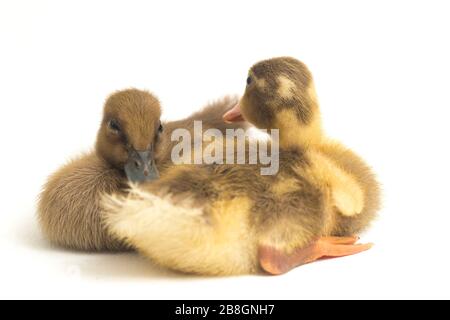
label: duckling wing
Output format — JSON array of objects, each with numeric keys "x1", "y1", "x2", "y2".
[
  {"x1": 306, "y1": 149, "x2": 365, "y2": 217},
  {"x1": 316, "y1": 142, "x2": 381, "y2": 236}
]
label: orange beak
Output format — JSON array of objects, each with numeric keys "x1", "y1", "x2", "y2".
[{"x1": 223, "y1": 103, "x2": 246, "y2": 123}]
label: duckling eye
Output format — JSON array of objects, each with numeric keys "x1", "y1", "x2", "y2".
[
  {"x1": 108, "y1": 119, "x2": 121, "y2": 133},
  {"x1": 158, "y1": 123, "x2": 163, "y2": 133},
  {"x1": 246, "y1": 76, "x2": 252, "y2": 85}
]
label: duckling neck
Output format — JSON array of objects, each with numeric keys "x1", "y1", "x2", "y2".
[{"x1": 276, "y1": 112, "x2": 325, "y2": 150}]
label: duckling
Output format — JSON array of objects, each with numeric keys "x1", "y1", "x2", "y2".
[
  {"x1": 38, "y1": 90, "x2": 246, "y2": 251},
  {"x1": 102, "y1": 57, "x2": 380, "y2": 275}
]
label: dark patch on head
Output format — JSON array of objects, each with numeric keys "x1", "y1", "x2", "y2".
[
  {"x1": 241, "y1": 84, "x2": 276, "y2": 128},
  {"x1": 251, "y1": 57, "x2": 311, "y2": 87},
  {"x1": 242, "y1": 57, "x2": 315, "y2": 127}
]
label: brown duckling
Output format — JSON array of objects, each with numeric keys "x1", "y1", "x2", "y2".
[
  {"x1": 38, "y1": 90, "x2": 246, "y2": 251},
  {"x1": 102, "y1": 58, "x2": 380, "y2": 275}
]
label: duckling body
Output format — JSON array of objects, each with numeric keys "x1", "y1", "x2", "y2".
[
  {"x1": 38, "y1": 152, "x2": 128, "y2": 250},
  {"x1": 102, "y1": 58, "x2": 380, "y2": 274},
  {"x1": 38, "y1": 91, "x2": 246, "y2": 251},
  {"x1": 104, "y1": 148, "x2": 324, "y2": 274}
]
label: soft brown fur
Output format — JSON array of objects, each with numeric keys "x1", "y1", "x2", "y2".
[
  {"x1": 37, "y1": 90, "x2": 247, "y2": 251},
  {"x1": 38, "y1": 152, "x2": 129, "y2": 250},
  {"x1": 102, "y1": 58, "x2": 381, "y2": 275},
  {"x1": 96, "y1": 90, "x2": 162, "y2": 169}
]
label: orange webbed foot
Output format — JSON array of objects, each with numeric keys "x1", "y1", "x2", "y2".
[{"x1": 259, "y1": 236, "x2": 373, "y2": 275}]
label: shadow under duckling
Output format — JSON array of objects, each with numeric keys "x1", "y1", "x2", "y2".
[
  {"x1": 102, "y1": 58, "x2": 381, "y2": 275},
  {"x1": 37, "y1": 90, "x2": 247, "y2": 251}
]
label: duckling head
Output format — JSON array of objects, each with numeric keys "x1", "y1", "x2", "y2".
[
  {"x1": 96, "y1": 89, "x2": 163, "y2": 183},
  {"x1": 224, "y1": 57, "x2": 323, "y2": 148}
]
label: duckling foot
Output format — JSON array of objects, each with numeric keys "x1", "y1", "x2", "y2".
[{"x1": 259, "y1": 236, "x2": 373, "y2": 275}]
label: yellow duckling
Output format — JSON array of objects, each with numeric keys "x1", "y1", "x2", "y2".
[
  {"x1": 102, "y1": 58, "x2": 380, "y2": 275},
  {"x1": 38, "y1": 89, "x2": 245, "y2": 251}
]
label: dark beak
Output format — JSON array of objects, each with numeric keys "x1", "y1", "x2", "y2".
[{"x1": 124, "y1": 150, "x2": 160, "y2": 183}]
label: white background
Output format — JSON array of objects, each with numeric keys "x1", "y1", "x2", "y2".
[{"x1": 1, "y1": 0, "x2": 449, "y2": 300}]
